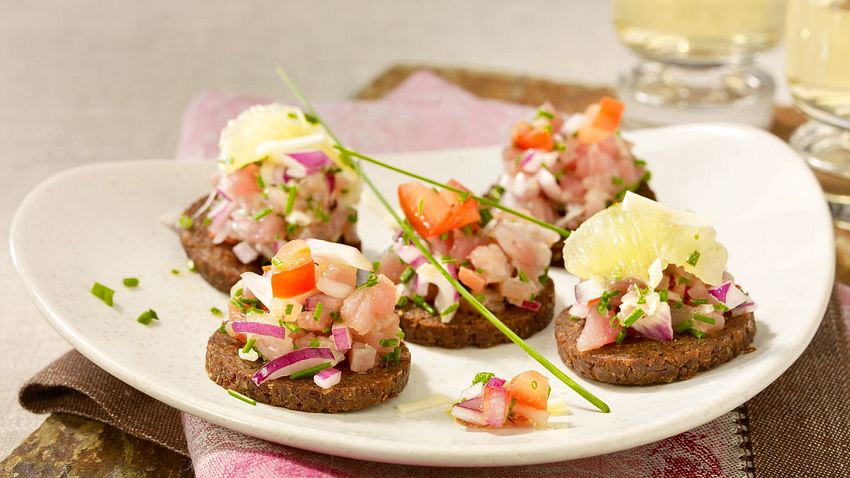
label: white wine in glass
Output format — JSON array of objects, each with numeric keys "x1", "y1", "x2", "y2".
[{"x1": 612, "y1": 0, "x2": 785, "y2": 128}]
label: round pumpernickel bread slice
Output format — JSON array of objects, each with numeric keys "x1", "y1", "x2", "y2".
[
  {"x1": 179, "y1": 196, "x2": 362, "y2": 293},
  {"x1": 554, "y1": 307, "x2": 756, "y2": 385},
  {"x1": 398, "y1": 278, "x2": 555, "y2": 348},
  {"x1": 206, "y1": 331, "x2": 411, "y2": 412},
  {"x1": 550, "y1": 181, "x2": 656, "y2": 267}
]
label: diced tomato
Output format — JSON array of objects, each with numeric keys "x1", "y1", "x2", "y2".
[
  {"x1": 578, "y1": 97, "x2": 625, "y2": 145},
  {"x1": 397, "y1": 180, "x2": 480, "y2": 238},
  {"x1": 511, "y1": 122, "x2": 554, "y2": 151},
  {"x1": 270, "y1": 239, "x2": 316, "y2": 298},
  {"x1": 459, "y1": 266, "x2": 486, "y2": 292},
  {"x1": 271, "y1": 262, "x2": 315, "y2": 298},
  {"x1": 398, "y1": 182, "x2": 449, "y2": 238},
  {"x1": 504, "y1": 370, "x2": 549, "y2": 410}
]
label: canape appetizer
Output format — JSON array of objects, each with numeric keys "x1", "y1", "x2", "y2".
[
  {"x1": 451, "y1": 371, "x2": 551, "y2": 429},
  {"x1": 554, "y1": 192, "x2": 756, "y2": 385},
  {"x1": 180, "y1": 104, "x2": 361, "y2": 292},
  {"x1": 206, "y1": 238, "x2": 409, "y2": 412},
  {"x1": 377, "y1": 180, "x2": 559, "y2": 348},
  {"x1": 492, "y1": 97, "x2": 655, "y2": 264}
]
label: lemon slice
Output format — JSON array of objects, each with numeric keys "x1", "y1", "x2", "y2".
[
  {"x1": 563, "y1": 192, "x2": 728, "y2": 286},
  {"x1": 217, "y1": 104, "x2": 342, "y2": 174}
]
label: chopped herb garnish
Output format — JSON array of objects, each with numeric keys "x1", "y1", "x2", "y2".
[
  {"x1": 308, "y1": 338, "x2": 320, "y2": 348},
  {"x1": 678, "y1": 276, "x2": 690, "y2": 285},
  {"x1": 383, "y1": 346, "x2": 401, "y2": 363},
  {"x1": 227, "y1": 389, "x2": 256, "y2": 406},
  {"x1": 399, "y1": 266, "x2": 415, "y2": 284},
  {"x1": 623, "y1": 308, "x2": 645, "y2": 327},
  {"x1": 179, "y1": 215, "x2": 193, "y2": 229},
  {"x1": 372, "y1": 260, "x2": 381, "y2": 272},
  {"x1": 439, "y1": 232, "x2": 449, "y2": 241},
  {"x1": 690, "y1": 298, "x2": 709, "y2": 305},
  {"x1": 347, "y1": 212, "x2": 358, "y2": 223},
  {"x1": 123, "y1": 277, "x2": 139, "y2": 288},
  {"x1": 689, "y1": 328, "x2": 706, "y2": 339},
  {"x1": 241, "y1": 338, "x2": 256, "y2": 354},
  {"x1": 417, "y1": 198, "x2": 424, "y2": 215},
  {"x1": 569, "y1": 315, "x2": 581, "y2": 321},
  {"x1": 256, "y1": 174, "x2": 265, "y2": 190},
  {"x1": 440, "y1": 303, "x2": 459, "y2": 316},
  {"x1": 396, "y1": 329, "x2": 405, "y2": 340},
  {"x1": 303, "y1": 112, "x2": 319, "y2": 124},
  {"x1": 615, "y1": 328, "x2": 628, "y2": 344},
  {"x1": 634, "y1": 159, "x2": 648, "y2": 167},
  {"x1": 290, "y1": 361, "x2": 331, "y2": 379},
  {"x1": 218, "y1": 322, "x2": 227, "y2": 334},
  {"x1": 357, "y1": 272, "x2": 379, "y2": 289},
  {"x1": 254, "y1": 207, "x2": 273, "y2": 220},
  {"x1": 286, "y1": 223, "x2": 299, "y2": 235},
  {"x1": 714, "y1": 303, "x2": 730, "y2": 312},
  {"x1": 284, "y1": 303, "x2": 294, "y2": 315},
  {"x1": 321, "y1": 326, "x2": 331, "y2": 334},
  {"x1": 210, "y1": 307, "x2": 222, "y2": 317},
  {"x1": 396, "y1": 295, "x2": 409, "y2": 307},
  {"x1": 596, "y1": 290, "x2": 621, "y2": 315},
  {"x1": 187, "y1": 259, "x2": 197, "y2": 272},
  {"x1": 203, "y1": 217, "x2": 212, "y2": 226},
  {"x1": 462, "y1": 225, "x2": 473, "y2": 236},
  {"x1": 675, "y1": 300, "x2": 684, "y2": 310},
  {"x1": 636, "y1": 287, "x2": 646, "y2": 304},
  {"x1": 479, "y1": 208, "x2": 493, "y2": 227},
  {"x1": 171, "y1": 268, "x2": 180, "y2": 275},
  {"x1": 659, "y1": 289, "x2": 669, "y2": 302},
  {"x1": 611, "y1": 176, "x2": 624, "y2": 186},
  {"x1": 530, "y1": 380, "x2": 538, "y2": 390},
  {"x1": 136, "y1": 309, "x2": 159, "y2": 325},
  {"x1": 91, "y1": 282, "x2": 115, "y2": 307},
  {"x1": 285, "y1": 186, "x2": 297, "y2": 215},
  {"x1": 694, "y1": 233, "x2": 700, "y2": 240},
  {"x1": 686, "y1": 250, "x2": 701, "y2": 267},
  {"x1": 693, "y1": 314, "x2": 716, "y2": 325},
  {"x1": 472, "y1": 372, "x2": 495, "y2": 385},
  {"x1": 330, "y1": 310, "x2": 341, "y2": 322},
  {"x1": 536, "y1": 109, "x2": 554, "y2": 120},
  {"x1": 517, "y1": 270, "x2": 529, "y2": 283},
  {"x1": 282, "y1": 321, "x2": 300, "y2": 332},
  {"x1": 410, "y1": 294, "x2": 437, "y2": 315},
  {"x1": 230, "y1": 298, "x2": 247, "y2": 313},
  {"x1": 674, "y1": 319, "x2": 693, "y2": 334},
  {"x1": 440, "y1": 255, "x2": 457, "y2": 264},
  {"x1": 312, "y1": 303, "x2": 324, "y2": 321},
  {"x1": 379, "y1": 338, "x2": 399, "y2": 347}
]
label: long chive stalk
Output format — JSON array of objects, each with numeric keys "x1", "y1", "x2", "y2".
[
  {"x1": 335, "y1": 146, "x2": 571, "y2": 238},
  {"x1": 276, "y1": 67, "x2": 609, "y2": 413}
]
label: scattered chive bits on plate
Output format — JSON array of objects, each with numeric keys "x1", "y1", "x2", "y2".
[
  {"x1": 136, "y1": 309, "x2": 159, "y2": 325},
  {"x1": 91, "y1": 282, "x2": 115, "y2": 306},
  {"x1": 123, "y1": 277, "x2": 139, "y2": 288}
]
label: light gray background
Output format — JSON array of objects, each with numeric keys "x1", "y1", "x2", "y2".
[{"x1": 0, "y1": 0, "x2": 788, "y2": 457}]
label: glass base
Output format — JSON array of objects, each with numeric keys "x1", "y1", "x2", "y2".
[
  {"x1": 617, "y1": 61, "x2": 775, "y2": 129},
  {"x1": 791, "y1": 120, "x2": 850, "y2": 229}
]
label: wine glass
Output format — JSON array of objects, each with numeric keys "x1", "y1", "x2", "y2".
[{"x1": 612, "y1": 0, "x2": 786, "y2": 128}]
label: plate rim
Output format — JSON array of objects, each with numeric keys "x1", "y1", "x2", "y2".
[{"x1": 9, "y1": 122, "x2": 836, "y2": 466}]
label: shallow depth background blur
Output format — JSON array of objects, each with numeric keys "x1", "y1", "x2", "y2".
[{"x1": 0, "y1": 0, "x2": 787, "y2": 456}]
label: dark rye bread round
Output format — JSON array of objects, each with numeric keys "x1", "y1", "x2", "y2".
[
  {"x1": 398, "y1": 278, "x2": 555, "y2": 348},
  {"x1": 206, "y1": 331, "x2": 411, "y2": 412},
  {"x1": 179, "y1": 196, "x2": 362, "y2": 293},
  {"x1": 550, "y1": 181, "x2": 656, "y2": 267},
  {"x1": 554, "y1": 308, "x2": 756, "y2": 385}
]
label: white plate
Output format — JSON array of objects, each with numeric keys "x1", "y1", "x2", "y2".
[{"x1": 10, "y1": 124, "x2": 833, "y2": 466}]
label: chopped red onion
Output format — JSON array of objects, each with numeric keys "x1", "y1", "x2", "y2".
[
  {"x1": 325, "y1": 171, "x2": 336, "y2": 193},
  {"x1": 239, "y1": 272, "x2": 273, "y2": 310},
  {"x1": 519, "y1": 300, "x2": 542, "y2": 312},
  {"x1": 456, "y1": 397, "x2": 483, "y2": 411},
  {"x1": 331, "y1": 323, "x2": 352, "y2": 351},
  {"x1": 708, "y1": 282, "x2": 731, "y2": 303},
  {"x1": 288, "y1": 151, "x2": 330, "y2": 175},
  {"x1": 486, "y1": 377, "x2": 506, "y2": 388},
  {"x1": 451, "y1": 405, "x2": 487, "y2": 426},
  {"x1": 731, "y1": 301, "x2": 756, "y2": 316},
  {"x1": 395, "y1": 244, "x2": 427, "y2": 269},
  {"x1": 575, "y1": 278, "x2": 607, "y2": 305},
  {"x1": 415, "y1": 263, "x2": 460, "y2": 323},
  {"x1": 629, "y1": 302, "x2": 673, "y2": 341},
  {"x1": 252, "y1": 347, "x2": 336, "y2": 385},
  {"x1": 313, "y1": 367, "x2": 341, "y2": 389},
  {"x1": 483, "y1": 386, "x2": 509, "y2": 427},
  {"x1": 233, "y1": 241, "x2": 260, "y2": 264},
  {"x1": 459, "y1": 382, "x2": 484, "y2": 401},
  {"x1": 230, "y1": 321, "x2": 286, "y2": 339},
  {"x1": 306, "y1": 239, "x2": 373, "y2": 270}
]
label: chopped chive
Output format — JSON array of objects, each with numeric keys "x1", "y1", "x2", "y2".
[
  {"x1": 569, "y1": 315, "x2": 581, "y2": 321},
  {"x1": 227, "y1": 389, "x2": 256, "y2": 406},
  {"x1": 230, "y1": 298, "x2": 246, "y2": 313},
  {"x1": 285, "y1": 303, "x2": 294, "y2": 315},
  {"x1": 91, "y1": 282, "x2": 115, "y2": 307},
  {"x1": 530, "y1": 380, "x2": 538, "y2": 390},
  {"x1": 416, "y1": 198, "x2": 424, "y2": 215},
  {"x1": 678, "y1": 276, "x2": 690, "y2": 285},
  {"x1": 218, "y1": 322, "x2": 227, "y2": 334},
  {"x1": 383, "y1": 346, "x2": 401, "y2": 363},
  {"x1": 439, "y1": 232, "x2": 449, "y2": 241},
  {"x1": 517, "y1": 270, "x2": 529, "y2": 283},
  {"x1": 714, "y1": 303, "x2": 730, "y2": 312},
  {"x1": 694, "y1": 233, "x2": 700, "y2": 240},
  {"x1": 290, "y1": 361, "x2": 331, "y2": 379},
  {"x1": 674, "y1": 319, "x2": 693, "y2": 334},
  {"x1": 357, "y1": 272, "x2": 379, "y2": 289},
  {"x1": 254, "y1": 207, "x2": 273, "y2": 220},
  {"x1": 690, "y1": 298, "x2": 709, "y2": 305},
  {"x1": 479, "y1": 208, "x2": 493, "y2": 227},
  {"x1": 241, "y1": 338, "x2": 256, "y2": 354},
  {"x1": 462, "y1": 225, "x2": 473, "y2": 236},
  {"x1": 396, "y1": 295, "x2": 409, "y2": 307},
  {"x1": 636, "y1": 287, "x2": 646, "y2": 304},
  {"x1": 179, "y1": 215, "x2": 193, "y2": 229},
  {"x1": 285, "y1": 187, "x2": 297, "y2": 215},
  {"x1": 303, "y1": 113, "x2": 319, "y2": 124},
  {"x1": 308, "y1": 338, "x2": 320, "y2": 348},
  {"x1": 286, "y1": 223, "x2": 298, "y2": 235},
  {"x1": 282, "y1": 321, "x2": 300, "y2": 332},
  {"x1": 634, "y1": 159, "x2": 647, "y2": 167},
  {"x1": 372, "y1": 260, "x2": 381, "y2": 272},
  {"x1": 123, "y1": 277, "x2": 139, "y2": 288},
  {"x1": 271, "y1": 257, "x2": 284, "y2": 269},
  {"x1": 597, "y1": 290, "x2": 620, "y2": 315},
  {"x1": 686, "y1": 250, "x2": 700, "y2": 267},
  {"x1": 623, "y1": 308, "x2": 645, "y2": 327},
  {"x1": 322, "y1": 326, "x2": 331, "y2": 334},
  {"x1": 399, "y1": 266, "x2": 415, "y2": 284},
  {"x1": 136, "y1": 309, "x2": 159, "y2": 325},
  {"x1": 658, "y1": 289, "x2": 668, "y2": 302},
  {"x1": 312, "y1": 303, "x2": 324, "y2": 321},
  {"x1": 347, "y1": 212, "x2": 358, "y2": 223},
  {"x1": 396, "y1": 329, "x2": 405, "y2": 340},
  {"x1": 611, "y1": 176, "x2": 624, "y2": 186},
  {"x1": 330, "y1": 310, "x2": 341, "y2": 322},
  {"x1": 615, "y1": 328, "x2": 628, "y2": 344},
  {"x1": 210, "y1": 307, "x2": 222, "y2": 317},
  {"x1": 410, "y1": 294, "x2": 437, "y2": 315},
  {"x1": 379, "y1": 338, "x2": 399, "y2": 347},
  {"x1": 203, "y1": 217, "x2": 212, "y2": 226},
  {"x1": 536, "y1": 109, "x2": 554, "y2": 120},
  {"x1": 440, "y1": 255, "x2": 457, "y2": 264},
  {"x1": 440, "y1": 303, "x2": 459, "y2": 316},
  {"x1": 693, "y1": 314, "x2": 716, "y2": 325},
  {"x1": 255, "y1": 173, "x2": 265, "y2": 189},
  {"x1": 171, "y1": 268, "x2": 180, "y2": 275},
  {"x1": 472, "y1": 372, "x2": 495, "y2": 385},
  {"x1": 689, "y1": 328, "x2": 706, "y2": 339}
]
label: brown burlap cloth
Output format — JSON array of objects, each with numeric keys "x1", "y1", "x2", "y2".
[{"x1": 17, "y1": 287, "x2": 850, "y2": 475}]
